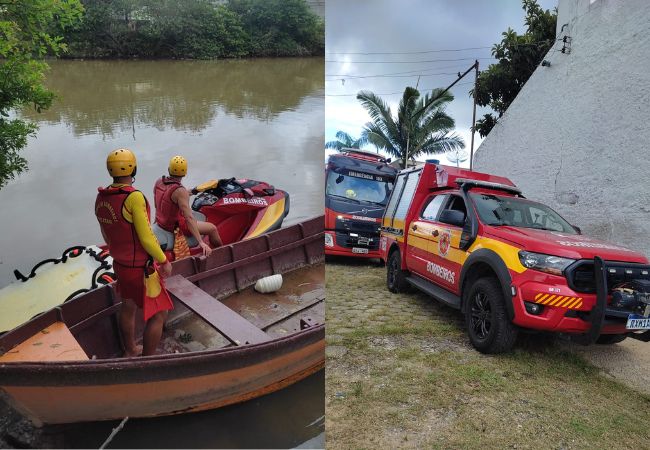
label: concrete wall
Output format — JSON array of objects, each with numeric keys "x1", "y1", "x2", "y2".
[
  {"x1": 474, "y1": 0, "x2": 650, "y2": 256},
  {"x1": 306, "y1": 0, "x2": 325, "y2": 18}
]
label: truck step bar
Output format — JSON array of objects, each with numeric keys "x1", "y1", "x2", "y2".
[{"x1": 406, "y1": 275, "x2": 461, "y2": 310}]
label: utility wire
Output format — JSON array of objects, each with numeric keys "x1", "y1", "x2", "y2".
[
  {"x1": 326, "y1": 46, "x2": 492, "y2": 55},
  {"x1": 325, "y1": 71, "x2": 461, "y2": 82},
  {"x1": 325, "y1": 63, "x2": 480, "y2": 79},
  {"x1": 326, "y1": 40, "x2": 560, "y2": 56},
  {"x1": 325, "y1": 80, "x2": 475, "y2": 97},
  {"x1": 325, "y1": 56, "x2": 496, "y2": 64}
]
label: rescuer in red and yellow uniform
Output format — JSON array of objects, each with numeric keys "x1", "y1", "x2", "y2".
[
  {"x1": 95, "y1": 148, "x2": 172, "y2": 357},
  {"x1": 153, "y1": 155, "x2": 222, "y2": 256}
]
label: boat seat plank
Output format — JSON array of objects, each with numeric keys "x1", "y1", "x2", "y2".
[
  {"x1": 0, "y1": 322, "x2": 89, "y2": 362},
  {"x1": 165, "y1": 275, "x2": 271, "y2": 345}
]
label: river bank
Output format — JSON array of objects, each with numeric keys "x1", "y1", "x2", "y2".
[{"x1": 325, "y1": 259, "x2": 650, "y2": 448}]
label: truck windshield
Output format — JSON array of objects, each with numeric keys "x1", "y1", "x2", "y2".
[
  {"x1": 326, "y1": 171, "x2": 393, "y2": 205},
  {"x1": 470, "y1": 193, "x2": 577, "y2": 234}
]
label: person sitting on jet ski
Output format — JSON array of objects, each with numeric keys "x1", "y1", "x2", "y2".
[{"x1": 153, "y1": 155, "x2": 222, "y2": 257}]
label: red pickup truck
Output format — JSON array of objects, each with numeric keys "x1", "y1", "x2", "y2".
[{"x1": 380, "y1": 161, "x2": 650, "y2": 353}]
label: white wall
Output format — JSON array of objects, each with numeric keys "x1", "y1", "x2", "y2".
[{"x1": 474, "y1": 0, "x2": 650, "y2": 256}]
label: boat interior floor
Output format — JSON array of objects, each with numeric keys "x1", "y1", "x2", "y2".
[{"x1": 155, "y1": 264, "x2": 324, "y2": 355}]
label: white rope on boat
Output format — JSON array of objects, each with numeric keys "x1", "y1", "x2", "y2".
[{"x1": 99, "y1": 416, "x2": 129, "y2": 449}]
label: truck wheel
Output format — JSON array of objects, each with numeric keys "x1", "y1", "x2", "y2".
[
  {"x1": 595, "y1": 334, "x2": 627, "y2": 345},
  {"x1": 465, "y1": 277, "x2": 518, "y2": 354},
  {"x1": 387, "y1": 250, "x2": 409, "y2": 293}
]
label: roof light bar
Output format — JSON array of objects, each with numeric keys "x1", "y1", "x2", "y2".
[{"x1": 455, "y1": 178, "x2": 522, "y2": 195}]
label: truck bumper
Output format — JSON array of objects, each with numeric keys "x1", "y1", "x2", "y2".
[
  {"x1": 324, "y1": 230, "x2": 383, "y2": 259},
  {"x1": 510, "y1": 258, "x2": 649, "y2": 337}
]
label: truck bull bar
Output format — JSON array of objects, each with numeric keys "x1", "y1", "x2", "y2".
[{"x1": 575, "y1": 257, "x2": 650, "y2": 344}]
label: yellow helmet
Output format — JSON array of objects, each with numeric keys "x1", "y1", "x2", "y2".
[
  {"x1": 345, "y1": 189, "x2": 357, "y2": 199},
  {"x1": 168, "y1": 155, "x2": 187, "y2": 177},
  {"x1": 106, "y1": 148, "x2": 137, "y2": 177}
]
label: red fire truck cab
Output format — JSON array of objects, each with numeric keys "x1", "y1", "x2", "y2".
[
  {"x1": 325, "y1": 149, "x2": 398, "y2": 260},
  {"x1": 380, "y1": 161, "x2": 650, "y2": 353}
]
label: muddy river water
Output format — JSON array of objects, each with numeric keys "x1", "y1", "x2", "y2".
[{"x1": 0, "y1": 58, "x2": 324, "y2": 448}]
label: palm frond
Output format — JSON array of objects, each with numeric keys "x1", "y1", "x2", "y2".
[{"x1": 356, "y1": 90, "x2": 401, "y2": 145}]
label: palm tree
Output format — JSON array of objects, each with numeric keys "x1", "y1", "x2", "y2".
[
  {"x1": 325, "y1": 131, "x2": 367, "y2": 151},
  {"x1": 357, "y1": 87, "x2": 464, "y2": 169}
]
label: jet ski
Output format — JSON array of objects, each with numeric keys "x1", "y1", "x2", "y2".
[
  {"x1": 0, "y1": 178, "x2": 289, "y2": 333},
  {"x1": 152, "y1": 177, "x2": 289, "y2": 258}
]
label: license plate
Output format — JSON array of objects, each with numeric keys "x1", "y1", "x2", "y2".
[
  {"x1": 626, "y1": 314, "x2": 650, "y2": 330},
  {"x1": 352, "y1": 247, "x2": 369, "y2": 254}
]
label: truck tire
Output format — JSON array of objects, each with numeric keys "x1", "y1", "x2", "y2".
[
  {"x1": 387, "y1": 249, "x2": 409, "y2": 293},
  {"x1": 465, "y1": 277, "x2": 518, "y2": 354},
  {"x1": 595, "y1": 334, "x2": 627, "y2": 345}
]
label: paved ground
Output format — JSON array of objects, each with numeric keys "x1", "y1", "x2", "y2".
[
  {"x1": 566, "y1": 339, "x2": 650, "y2": 396},
  {"x1": 326, "y1": 257, "x2": 650, "y2": 449}
]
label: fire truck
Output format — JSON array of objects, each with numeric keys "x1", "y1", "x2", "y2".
[
  {"x1": 325, "y1": 149, "x2": 398, "y2": 260},
  {"x1": 380, "y1": 161, "x2": 650, "y2": 353}
]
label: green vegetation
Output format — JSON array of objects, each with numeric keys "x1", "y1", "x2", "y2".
[
  {"x1": 325, "y1": 131, "x2": 367, "y2": 151},
  {"x1": 63, "y1": 0, "x2": 324, "y2": 59},
  {"x1": 0, "y1": 0, "x2": 83, "y2": 188},
  {"x1": 326, "y1": 262, "x2": 650, "y2": 448},
  {"x1": 473, "y1": 0, "x2": 557, "y2": 138},
  {"x1": 357, "y1": 87, "x2": 464, "y2": 169}
]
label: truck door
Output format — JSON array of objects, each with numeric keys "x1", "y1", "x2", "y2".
[
  {"x1": 406, "y1": 194, "x2": 448, "y2": 277},
  {"x1": 427, "y1": 194, "x2": 468, "y2": 294}
]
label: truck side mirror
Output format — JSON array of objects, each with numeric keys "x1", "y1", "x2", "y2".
[
  {"x1": 572, "y1": 225, "x2": 582, "y2": 235},
  {"x1": 439, "y1": 210, "x2": 465, "y2": 228}
]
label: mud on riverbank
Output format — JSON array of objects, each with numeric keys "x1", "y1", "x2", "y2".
[
  {"x1": 0, "y1": 399, "x2": 56, "y2": 448},
  {"x1": 325, "y1": 260, "x2": 650, "y2": 449}
]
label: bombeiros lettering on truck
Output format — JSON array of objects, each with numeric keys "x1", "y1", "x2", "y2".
[{"x1": 380, "y1": 160, "x2": 650, "y2": 354}]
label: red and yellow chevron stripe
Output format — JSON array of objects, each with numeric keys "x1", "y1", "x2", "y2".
[{"x1": 533, "y1": 293, "x2": 583, "y2": 309}]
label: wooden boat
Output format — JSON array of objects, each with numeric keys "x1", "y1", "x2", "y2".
[{"x1": 0, "y1": 216, "x2": 324, "y2": 426}]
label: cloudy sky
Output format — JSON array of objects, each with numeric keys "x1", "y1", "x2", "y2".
[{"x1": 325, "y1": 0, "x2": 557, "y2": 166}]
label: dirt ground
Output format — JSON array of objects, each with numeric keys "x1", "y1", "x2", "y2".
[{"x1": 325, "y1": 259, "x2": 650, "y2": 449}]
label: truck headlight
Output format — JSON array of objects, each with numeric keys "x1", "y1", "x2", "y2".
[
  {"x1": 325, "y1": 233, "x2": 334, "y2": 248},
  {"x1": 518, "y1": 251, "x2": 575, "y2": 276}
]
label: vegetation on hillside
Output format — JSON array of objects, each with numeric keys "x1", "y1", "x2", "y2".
[{"x1": 63, "y1": 0, "x2": 324, "y2": 59}]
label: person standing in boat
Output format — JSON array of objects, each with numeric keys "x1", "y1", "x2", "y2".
[
  {"x1": 153, "y1": 155, "x2": 222, "y2": 257},
  {"x1": 95, "y1": 148, "x2": 172, "y2": 357}
]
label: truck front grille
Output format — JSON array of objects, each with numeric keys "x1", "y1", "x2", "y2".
[{"x1": 566, "y1": 260, "x2": 650, "y2": 293}]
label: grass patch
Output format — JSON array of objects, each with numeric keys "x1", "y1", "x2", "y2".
[{"x1": 326, "y1": 263, "x2": 650, "y2": 449}]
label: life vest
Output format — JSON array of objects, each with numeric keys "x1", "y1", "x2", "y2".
[
  {"x1": 153, "y1": 176, "x2": 184, "y2": 232},
  {"x1": 95, "y1": 185, "x2": 150, "y2": 268}
]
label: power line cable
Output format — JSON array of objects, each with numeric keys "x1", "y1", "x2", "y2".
[
  {"x1": 325, "y1": 80, "x2": 476, "y2": 97},
  {"x1": 325, "y1": 63, "x2": 479, "y2": 79},
  {"x1": 326, "y1": 46, "x2": 492, "y2": 55},
  {"x1": 325, "y1": 71, "x2": 461, "y2": 82},
  {"x1": 326, "y1": 40, "x2": 559, "y2": 56},
  {"x1": 325, "y1": 57, "x2": 496, "y2": 64}
]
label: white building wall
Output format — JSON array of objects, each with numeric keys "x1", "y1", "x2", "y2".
[{"x1": 474, "y1": 0, "x2": 650, "y2": 256}]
